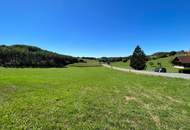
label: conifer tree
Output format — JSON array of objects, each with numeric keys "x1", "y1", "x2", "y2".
[{"x1": 130, "y1": 45, "x2": 146, "y2": 70}]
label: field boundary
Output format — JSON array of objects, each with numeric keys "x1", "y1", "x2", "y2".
[{"x1": 102, "y1": 64, "x2": 190, "y2": 79}]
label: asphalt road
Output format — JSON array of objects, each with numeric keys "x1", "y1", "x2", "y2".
[{"x1": 102, "y1": 64, "x2": 190, "y2": 80}]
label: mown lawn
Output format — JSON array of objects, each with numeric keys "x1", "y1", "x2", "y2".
[{"x1": 0, "y1": 67, "x2": 190, "y2": 129}]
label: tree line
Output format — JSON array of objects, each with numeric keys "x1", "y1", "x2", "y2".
[
  {"x1": 0, "y1": 45, "x2": 78, "y2": 67},
  {"x1": 98, "y1": 57, "x2": 130, "y2": 63}
]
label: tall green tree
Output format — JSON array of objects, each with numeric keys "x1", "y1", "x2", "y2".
[{"x1": 130, "y1": 45, "x2": 146, "y2": 70}]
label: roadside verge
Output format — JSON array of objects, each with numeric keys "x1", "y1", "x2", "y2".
[{"x1": 102, "y1": 64, "x2": 190, "y2": 80}]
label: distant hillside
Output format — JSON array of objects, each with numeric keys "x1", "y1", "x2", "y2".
[
  {"x1": 0, "y1": 45, "x2": 78, "y2": 67},
  {"x1": 146, "y1": 55, "x2": 179, "y2": 72},
  {"x1": 148, "y1": 50, "x2": 186, "y2": 60},
  {"x1": 111, "y1": 51, "x2": 188, "y2": 73},
  {"x1": 98, "y1": 50, "x2": 187, "y2": 63},
  {"x1": 146, "y1": 51, "x2": 188, "y2": 72}
]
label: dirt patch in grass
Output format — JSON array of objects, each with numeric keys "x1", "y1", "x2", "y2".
[
  {"x1": 0, "y1": 86, "x2": 17, "y2": 94},
  {"x1": 124, "y1": 96, "x2": 136, "y2": 103},
  {"x1": 141, "y1": 93, "x2": 151, "y2": 99},
  {"x1": 0, "y1": 86, "x2": 17, "y2": 102},
  {"x1": 166, "y1": 96, "x2": 181, "y2": 103},
  {"x1": 149, "y1": 112, "x2": 161, "y2": 128},
  {"x1": 123, "y1": 91, "x2": 163, "y2": 128}
]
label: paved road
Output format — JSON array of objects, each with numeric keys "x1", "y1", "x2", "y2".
[{"x1": 102, "y1": 64, "x2": 190, "y2": 80}]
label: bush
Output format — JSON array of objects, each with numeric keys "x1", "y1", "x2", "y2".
[
  {"x1": 122, "y1": 58, "x2": 128, "y2": 62},
  {"x1": 157, "y1": 62, "x2": 162, "y2": 67},
  {"x1": 149, "y1": 62, "x2": 154, "y2": 67}
]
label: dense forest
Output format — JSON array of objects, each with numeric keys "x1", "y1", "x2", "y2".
[{"x1": 0, "y1": 45, "x2": 78, "y2": 67}]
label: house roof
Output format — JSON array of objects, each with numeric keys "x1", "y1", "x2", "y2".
[{"x1": 174, "y1": 56, "x2": 190, "y2": 64}]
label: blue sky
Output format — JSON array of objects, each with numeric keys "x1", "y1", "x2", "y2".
[{"x1": 0, "y1": 0, "x2": 190, "y2": 57}]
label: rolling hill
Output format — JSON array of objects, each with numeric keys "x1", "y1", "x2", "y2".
[{"x1": 0, "y1": 45, "x2": 78, "y2": 67}]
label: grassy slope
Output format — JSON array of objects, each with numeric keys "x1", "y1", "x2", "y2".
[
  {"x1": 146, "y1": 56, "x2": 178, "y2": 73},
  {"x1": 112, "y1": 61, "x2": 132, "y2": 69},
  {"x1": 112, "y1": 55, "x2": 180, "y2": 73},
  {"x1": 68, "y1": 60, "x2": 101, "y2": 67},
  {"x1": 0, "y1": 67, "x2": 190, "y2": 129}
]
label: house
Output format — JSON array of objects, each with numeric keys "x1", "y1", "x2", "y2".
[{"x1": 172, "y1": 56, "x2": 190, "y2": 73}]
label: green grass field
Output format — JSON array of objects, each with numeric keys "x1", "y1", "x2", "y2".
[
  {"x1": 112, "y1": 55, "x2": 179, "y2": 73},
  {"x1": 0, "y1": 67, "x2": 190, "y2": 129},
  {"x1": 112, "y1": 61, "x2": 132, "y2": 69},
  {"x1": 68, "y1": 60, "x2": 101, "y2": 67}
]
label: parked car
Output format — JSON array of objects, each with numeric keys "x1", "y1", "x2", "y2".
[{"x1": 154, "y1": 67, "x2": 167, "y2": 73}]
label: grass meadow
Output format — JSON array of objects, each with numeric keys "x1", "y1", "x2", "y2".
[
  {"x1": 0, "y1": 66, "x2": 190, "y2": 129},
  {"x1": 68, "y1": 60, "x2": 101, "y2": 67}
]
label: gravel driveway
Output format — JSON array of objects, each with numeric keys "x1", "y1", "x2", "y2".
[{"x1": 103, "y1": 64, "x2": 190, "y2": 80}]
